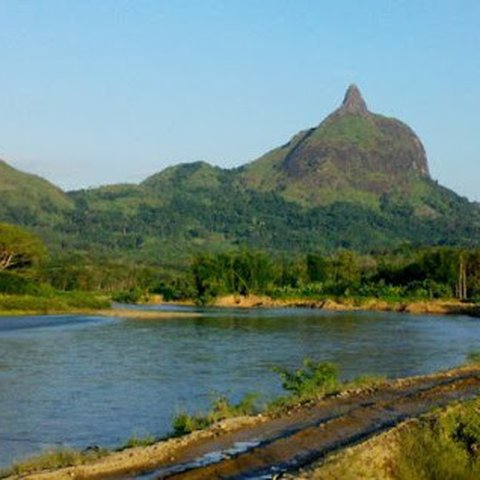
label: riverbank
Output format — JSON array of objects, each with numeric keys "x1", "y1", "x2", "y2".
[
  {"x1": 4, "y1": 365, "x2": 480, "y2": 480},
  {"x1": 166, "y1": 294, "x2": 480, "y2": 317},
  {"x1": 0, "y1": 306, "x2": 203, "y2": 319}
]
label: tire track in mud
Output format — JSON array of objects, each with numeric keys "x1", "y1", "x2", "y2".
[{"x1": 141, "y1": 372, "x2": 480, "y2": 480}]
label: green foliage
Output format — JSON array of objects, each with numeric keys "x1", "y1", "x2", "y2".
[
  {"x1": 465, "y1": 350, "x2": 480, "y2": 365},
  {"x1": 0, "y1": 223, "x2": 47, "y2": 271},
  {"x1": 394, "y1": 399, "x2": 480, "y2": 480},
  {"x1": 273, "y1": 359, "x2": 339, "y2": 400},
  {"x1": 0, "y1": 159, "x2": 73, "y2": 228},
  {"x1": 171, "y1": 393, "x2": 259, "y2": 436},
  {"x1": 306, "y1": 254, "x2": 329, "y2": 283},
  {"x1": 191, "y1": 251, "x2": 275, "y2": 303},
  {"x1": 120, "y1": 433, "x2": 156, "y2": 449},
  {"x1": 0, "y1": 271, "x2": 39, "y2": 294},
  {"x1": 208, "y1": 393, "x2": 259, "y2": 423},
  {"x1": 152, "y1": 275, "x2": 196, "y2": 301},
  {"x1": 0, "y1": 291, "x2": 109, "y2": 313},
  {"x1": 171, "y1": 412, "x2": 210, "y2": 436},
  {"x1": 112, "y1": 287, "x2": 144, "y2": 304}
]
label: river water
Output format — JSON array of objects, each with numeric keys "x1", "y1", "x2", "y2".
[{"x1": 0, "y1": 306, "x2": 479, "y2": 467}]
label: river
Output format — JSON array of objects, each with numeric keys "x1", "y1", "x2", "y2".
[{"x1": 0, "y1": 306, "x2": 479, "y2": 467}]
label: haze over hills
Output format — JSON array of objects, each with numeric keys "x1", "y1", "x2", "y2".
[{"x1": 0, "y1": 85, "x2": 479, "y2": 264}]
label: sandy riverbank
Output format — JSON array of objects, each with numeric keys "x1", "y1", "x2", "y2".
[
  {"x1": 0, "y1": 307, "x2": 203, "y2": 319},
  {"x1": 202, "y1": 294, "x2": 480, "y2": 317},
  {"x1": 98, "y1": 308, "x2": 203, "y2": 319}
]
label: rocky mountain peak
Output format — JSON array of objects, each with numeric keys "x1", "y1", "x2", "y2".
[{"x1": 338, "y1": 84, "x2": 369, "y2": 115}]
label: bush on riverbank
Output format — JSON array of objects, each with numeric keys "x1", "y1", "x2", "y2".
[{"x1": 273, "y1": 359, "x2": 339, "y2": 400}]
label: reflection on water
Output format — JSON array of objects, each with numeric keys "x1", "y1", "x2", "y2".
[{"x1": 0, "y1": 307, "x2": 479, "y2": 467}]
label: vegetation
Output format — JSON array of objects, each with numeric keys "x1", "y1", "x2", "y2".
[
  {"x1": 393, "y1": 398, "x2": 480, "y2": 480},
  {"x1": 0, "y1": 447, "x2": 108, "y2": 478},
  {"x1": 2, "y1": 86, "x2": 480, "y2": 267},
  {"x1": 0, "y1": 292, "x2": 109, "y2": 314},
  {"x1": 120, "y1": 433, "x2": 156, "y2": 449},
  {"x1": 1, "y1": 211, "x2": 480, "y2": 315},
  {"x1": 273, "y1": 359, "x2": 339, "y2": 400},
  {"x1": 177, "y1": 246, "x2": 480, "y2": 305},
  {"x1": 171, "y1": 360, "x2": 383, "y2": 436},
  {"x1": 172, "y1": 393, "x2": 259, "y2": 436},
  {"x1": 0, "y1": 223, "x2": 47, "y2": 271}
]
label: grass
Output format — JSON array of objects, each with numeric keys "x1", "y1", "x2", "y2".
[
  {"x1": 466, "y1": 349, "x2": 480, "y2": 365},
  {"x1": 0, "y1": 447, "x2": 108, "y2": 478},
  {"x1": 172, "y1": 393, "x2": 260, "y2": 436},
  {"x1": 393, "y1": 398, "x2": 480, "y2": 480},
  {"x1": 120, "y1": 433, "x2": 156, "y2": 449},
  {"x1": 0, "y1": 291, "x2": 110, "y2": 314}
]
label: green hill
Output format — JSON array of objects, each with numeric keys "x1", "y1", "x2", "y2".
[
  {"x1": 0, "y1": 159, "x2": 73, "y2": 226},
  {"x1": 1, "y1": 85, "x2": 479, "y2": 264}
]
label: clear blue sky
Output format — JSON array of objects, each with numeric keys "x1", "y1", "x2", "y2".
[{"x1": 0, "y1": 1, "x2": 479, "y2": 200}]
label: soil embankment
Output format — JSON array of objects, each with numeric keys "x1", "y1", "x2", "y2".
[
  {"x1": 10, "y1": 366, "x2": 480, "y2": 480},
  {"x1": 211, "y1": 294, "x2": 480, "y2": 317}
]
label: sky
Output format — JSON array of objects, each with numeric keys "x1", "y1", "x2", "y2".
[{"x1": 0, "y1": 1, "x2": 479, "y2": 200}]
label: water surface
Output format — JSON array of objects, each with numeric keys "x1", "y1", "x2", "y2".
[{"x1": 0, "y1": 307, "x2": 479, "y2": 467}]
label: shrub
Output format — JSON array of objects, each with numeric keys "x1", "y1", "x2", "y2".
[
  {"x1": 171, "y1": 412, "x2": 210, "y2": 436},
  {"x1": 273, "y1": 359, "x2": 339, "y2": 399},
  {"x1": 112, "y1": 287, "x2": 144, "y2": 304}
]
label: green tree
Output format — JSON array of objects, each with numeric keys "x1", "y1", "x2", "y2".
[
  {"x1": 0, "y1": 223, "x2": 47, "y2": 271},
  {"x1": 306, "y1": 253, "x2": 329, "y2": 283}
]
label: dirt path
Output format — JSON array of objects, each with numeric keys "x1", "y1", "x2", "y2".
[
  {"x1": 158, "y1": 371, "x2": 480, "y2": 480},
  {"x1": 14, "y1": 366, "x2": 480, "y2": 480}
]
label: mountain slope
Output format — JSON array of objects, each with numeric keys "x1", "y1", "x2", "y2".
[
  {"x1": 240, "y1": 85, "x2": 430, "y2": 207},
  {"x1": 0, "y1": 159, "x2": 73, "y2": 226}
]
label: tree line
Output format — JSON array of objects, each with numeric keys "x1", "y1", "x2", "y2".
[
  {"x1": 156, "y1": 247, "x2": 480, "y2": 304},
  {"x1": 2, "y1": 222, "x2": 480, "y2": 306}
]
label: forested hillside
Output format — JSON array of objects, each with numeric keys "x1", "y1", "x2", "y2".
[{"x1": 1, "y1": 85, "x2": 479, "y2": 267}]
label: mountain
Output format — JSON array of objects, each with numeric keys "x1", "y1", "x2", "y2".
[
  {"x1": 0, "y1": 159, "x2": 73, "y2": 226},
  {"x1": 1, "y1": 85, "x2": 479, "y2": 263},
  {"x1": 240, "y1": 84, "x2": 431, "y2": 207}
]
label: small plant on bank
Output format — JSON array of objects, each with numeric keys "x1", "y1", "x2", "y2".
[
  {"x1": 172, "y1": 412, "x2": 211, "y2": 436},
  {"x1": 171, "y1": 393, "x2": 260, "y2": 436},
  {"x1": 273, "y1": 358, "x2": 339, "y2": 400},
  {"x1": 466, "y1": 349, "x2": 480, "y2": 365},
  {"x1": 120, "y1": 433, "x2": 156, "y2": 449},
  {"x1": 208, "y1": 392, "x2": 259, "y2": 423}
]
